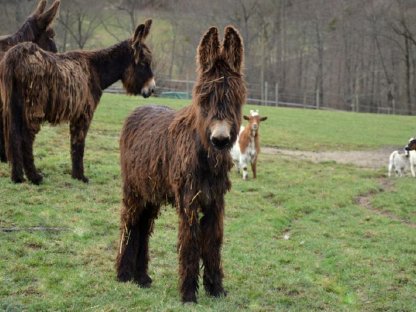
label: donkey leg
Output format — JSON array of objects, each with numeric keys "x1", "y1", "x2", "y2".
[
  {"x1": 200, "y1": 205, "x2": 226, "y2": 298},
  {"x1": 116, "y1": 221, "x2": 141, "y2": 283},
  {"x1": 22, "y1": 127, "x2": 43, "y2": 185},
  {"x1": 9, "y1": 137, "x2": 24, "y2": 183},
  {"x1": 134, "y1": 206, "x2": 158, "y2": 287},
  {"x1": 8, "y1": 94, "x2": 25, "y2": 183},
  {"x1": 116, "y1": 186, "x2": 157, "y2": 286},
  {"x1": 0, "y1": 109, "x2": 7, "y2": 163},
  {"x1": 116, "y1": 192, "x2": 143, "y2": 283},
  {"x1": 70, "y1": 117, "x2": 91, "y2": 183},
  {"x1": 178, "y1": 209, "x2": 200, "y2": 303}
]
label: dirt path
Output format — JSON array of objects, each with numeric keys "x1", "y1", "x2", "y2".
[
  {"x1": 263, "y1": 147, "x2": 416, "y2": 227},
  {"x1": 263, "y1": 147, "x2": 391, "y2": 169},
  {"x1": 355, "y1": 178, "x2": 416, "y2": 228}
]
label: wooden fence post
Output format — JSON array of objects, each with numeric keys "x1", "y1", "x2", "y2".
[
  {"x1": 265, "y1": 81, "x2": 268, "y2": 105},
  {"x1": 316, "y1": 88, "x2": 320, "y2": 109},
  {"x1": 186, "y1": 72, "x2": 190, "y2": 98},
  {"x1": 275, "y1": 83, "x2": 279, "y2": 106}
]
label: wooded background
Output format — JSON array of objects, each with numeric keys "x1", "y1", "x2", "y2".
[{"x1": 1, "y1": 0, "x2": 415, "y2": 114}]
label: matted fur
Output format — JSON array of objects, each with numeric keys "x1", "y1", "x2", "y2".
[
  {"x1": 116, "y1": 26, "x2": 246, "y2": 303},
  {"x1": 0, "y1": 19, "x2": 154, "y2": 184},
  {"x1": 0, "y1": 0, "x2": 60, "y2": 163}
]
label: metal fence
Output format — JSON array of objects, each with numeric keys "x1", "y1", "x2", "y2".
[
  {"x1": 104, "y1": 78, "x2": 410, "y2": 115},
  {"x1": 104, "y1": 78, "x2": 321, "y2": 109}
]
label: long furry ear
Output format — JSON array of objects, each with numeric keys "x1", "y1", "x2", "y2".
[
  {"x1": 197, "y1": 27, "x2": 220, "y2": 72},
  {"x1": 143, "y1": 19, "x2": 152, "y2": 40},
  {"x1": 32, "y1": 0, "x2": 47, "y2": 16},
  {"x1": 132, "y1": 19, "x2": 152, "y2": 46},
  {"x1": 221, "y1": 26, "x2": 244, "y2": 73},
  {"x1": 131, "y1": 19, "x2": 152, "y2": 64},
  {"x1": 37, "y1": 0, "x2": 60, "y2": 29},
  {"x1": 260, "y1": 116, "x2": 268, "y2": 121}
]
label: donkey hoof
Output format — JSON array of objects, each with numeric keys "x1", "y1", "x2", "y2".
[
  {"x1": 116, "y1": 271, "x2": 134, "y2": 283},
  {"x1": 0, "y1": 156, "x2": 7, "y2": 163},
  {"x1": 11, "y1": 176, "x2": 25, "y2": 184},
  {"x1": 136, "y1": 274, "x2": 152, "y2": 288},
  {"x1": 29, "y1": 173, "x2": 43, "y2": 185},
  {"x1": 204, "y1": 283, "x2": 227, "y2": 298},
  {"x1": 72, "y1": 174, "x2": 89, "y2": 183},
  {"x1": 181, "y1": 292, "x2": 197, "y2": 304},
  {"x1": 211, "y1": 289, "x2": 227, "y2": 298}
]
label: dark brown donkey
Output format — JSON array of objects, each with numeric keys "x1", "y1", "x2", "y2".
[
  {"x1": 117, "y1": 26, "x2": 246, "y2": 303},
  {"x1": 0, "y1": 0, "x2": 60, "y2": 163},
  {"x1": 0, "y1": 19, "x2": 155, "y2": 184}
]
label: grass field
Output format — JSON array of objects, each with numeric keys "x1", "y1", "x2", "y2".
[{"x1": 1, "y1": 94, "x2": 415, "y2": 311}]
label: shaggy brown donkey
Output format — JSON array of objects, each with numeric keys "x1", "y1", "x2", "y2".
[
  {"x1": 0, "y1": 19, "x2": 155, "y2": 184},
  {"x1": 116, "y1": 26, "x2": 246, "y2": 303},
  {"x1": 0, "y1": 0, "x2": 60, "y2": 163}
]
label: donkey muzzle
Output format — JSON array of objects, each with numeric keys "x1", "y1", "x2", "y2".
[
  {"x1": 210, "y1": 120, "x2": 232, "y2": 150},
  {"x1": 211, "y1": 135, "x2": 231, "y2": 150},
  {"x1": 141, "y1": 78, "x2": 156, "y2": 98}
]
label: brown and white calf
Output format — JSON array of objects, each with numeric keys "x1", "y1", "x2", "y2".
[{"x1": 231, "y1": 110, "x2": 267, "y2": 179}]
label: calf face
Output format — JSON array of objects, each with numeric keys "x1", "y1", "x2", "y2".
[{"x1": 243, "y1": 110, "x2": 267, "y2": 135}]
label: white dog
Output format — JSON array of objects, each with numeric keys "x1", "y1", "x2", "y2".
[{"x1": 388, "y1": 150, "x2": 410, "y2": 177}]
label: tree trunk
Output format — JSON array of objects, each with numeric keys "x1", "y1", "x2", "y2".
[{"x1": 404, "y1": 36, "x2": 412, "y2": 114}]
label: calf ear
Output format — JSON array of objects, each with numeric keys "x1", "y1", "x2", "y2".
[
  {"x1": 243, "y1": 115, "x2": 250, "y2": 120},
  {"x1": 260, "y1": 117, "x2": 268, "y2": 121},
  {"x1": 197, "y1": 27, "x2": 220, "y2": 73},
  {"x1": 32, "y1": 0, "x2": 47, "y2": 16},
  {"x1": 222, "y1": 26, "x2": 244, "y2": 73},
  {"x1": 37, "y1": 0, "x2": 60, "y2": 29}
]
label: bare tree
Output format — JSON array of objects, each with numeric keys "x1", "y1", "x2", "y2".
[
  {"x1": 3, "y1": 0, "x2": 416, "y2": 114},
  {"x1": 57, "y1": 0, "x2": 103, "y2": 50},
  {"x1": 389, "y1": 0, "x2": 416, "y2": 114}
]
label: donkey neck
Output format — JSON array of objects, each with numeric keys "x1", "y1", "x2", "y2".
[
  {"x1": 0, "y1": 22, "x2": 35, "y2": 49},
  {"x1": 88, "y1": 40, "x2": 133, "y2": 90},
  {"x1": 0, "y1": 38, "x2": 11, "y2": 54}
]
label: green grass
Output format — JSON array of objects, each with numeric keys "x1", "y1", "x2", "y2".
[
  {"x1": 245, "y1": 105, "x2": 416, "y2": 151},
  {"x1": 1, "y1": 94, "x2": 415, "y2": 311},
  {"x1": 372, "y1": 178, "x2": 416, "y2": 225}
]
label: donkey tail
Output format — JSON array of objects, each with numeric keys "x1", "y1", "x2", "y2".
[{"x1": 0, "y1": 62, "x2": 15, "y2": 161}]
